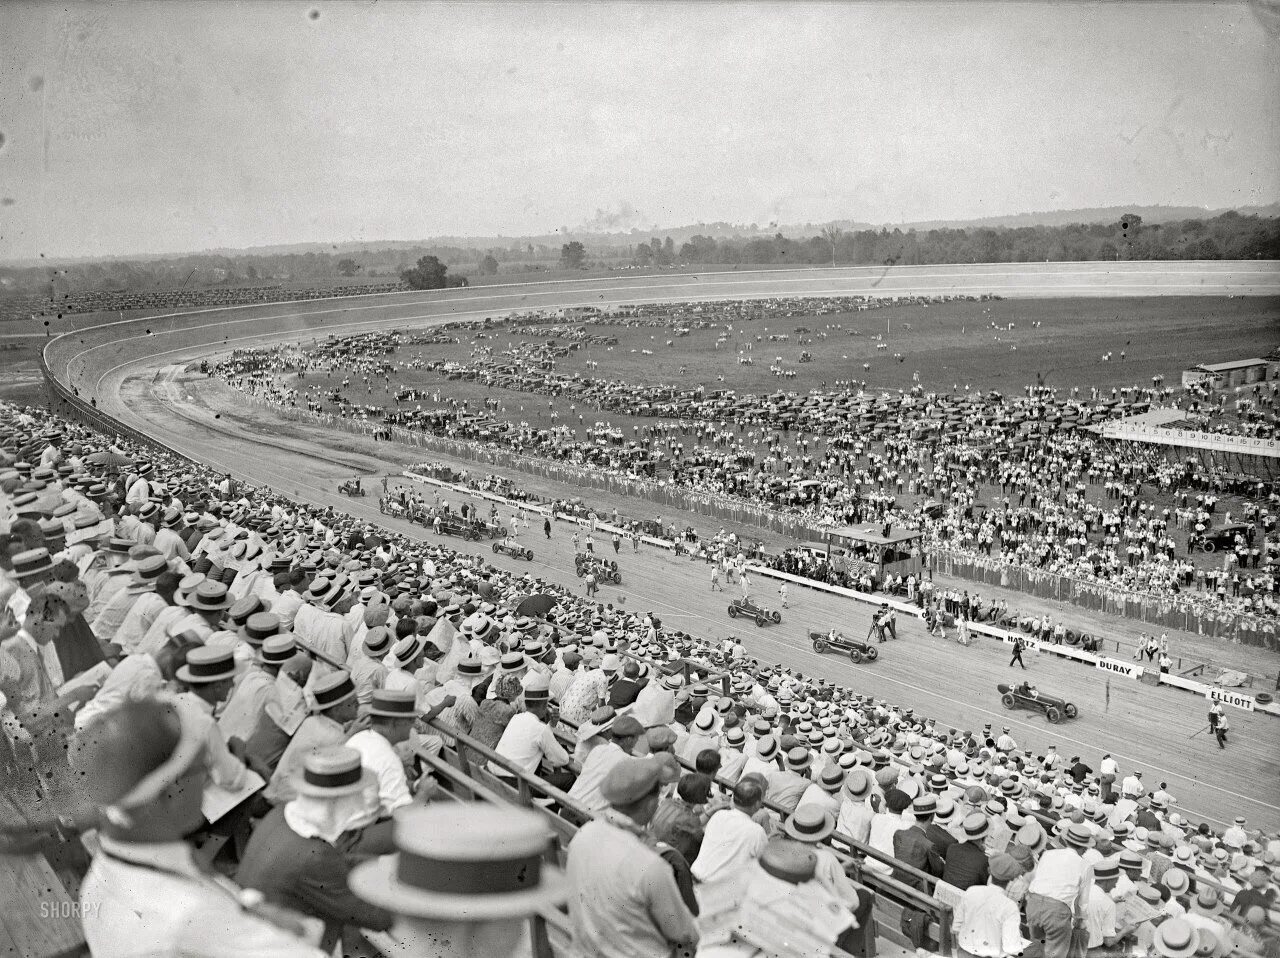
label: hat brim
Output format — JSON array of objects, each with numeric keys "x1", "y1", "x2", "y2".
[
  {"x1": 175, "y1": 662, "x2": 242, "y2": 684},
  {"x1": 784, "y1": 819, "x2": 835, "y2": 843},
  {"x1": 349, "y1": 855, "x2": 568, "y2": 920},
  {"x1": 292, "y1": 766, "x2": 375, "y2": 798},
  {"x1": 181, "y1": 596, "x2": 234, "y2": 611}
]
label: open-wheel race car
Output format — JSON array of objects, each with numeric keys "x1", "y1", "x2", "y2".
[
  {"x1": 475, "y1": 518, "x2": 510, "y2": 540},
  {"x1": 438, "y1": 515, "x2": 481, "y2": 541},
  {"x1": 809, "y1": 629, "x2": 879, "y2": 663},
  {"x1": 729, "y1": 597, "x2": 781, "y2": 627},
  {"x1": 575, "y1": 553, "x2": 621, "y2": 584},
  {"x1": 493, "y1": 541, "x2": 534, "y2": 561},
  {"x1": 338, "y1": 480, "x2": 367, "y2": 497},
  {"x1": 997, "y1": 682, "x2": 1078, "y2": 723}
]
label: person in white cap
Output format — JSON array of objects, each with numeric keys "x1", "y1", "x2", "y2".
[{"x1": 75, "y1": 698, "x2": 327, "y2": 958}]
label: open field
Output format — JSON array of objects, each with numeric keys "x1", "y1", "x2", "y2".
[{"x1": 37, "y1": 263, "x2": 1280, "y2": 827}]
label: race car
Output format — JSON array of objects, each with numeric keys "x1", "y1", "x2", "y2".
[
  {"x1": 809, "y1": 629, "x2": 879, "y2": 663},
  {"x1": 575, "y1": 553, "x2": 621, "y2": 584},
  {"x1": 997, "y1": 682, "x2": 1079, "y2": 723},
  {"x1": 492, "y1": 541, "x2": 534, "y2": 561},
  {"x1": 728, "y1": 597, "x2": 781, "y2": 627}
]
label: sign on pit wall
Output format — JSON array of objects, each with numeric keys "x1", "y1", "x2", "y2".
[
  {"x1": 1095, "y1": 657, "x2": 1144, "y2": 679},
  {"x1": 1002, "y1": 632, "x2": 1044, "y2": 652},
  {"x1": 1101, "y1": 423, "x2": 1280, "y2": 458},
  {"x1": 1207, "y1": 688, "x2": 1256, "y2": 712}
]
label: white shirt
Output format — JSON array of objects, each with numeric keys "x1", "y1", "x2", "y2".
[
  {"x1": 692, "y1": 807, "x2": 767, "y2": 886},
  {"x1": 567, "y1": 740, "x2": 630, "y2": 812},
  {"x1": 124, "y1": 476, "x2": 152, "y2": 507},
  {"x1": 217, "y1": 668, "x2": 280, "y2": 744},
  {"x1": 80, "y1": 836, "x2": 325, "y2": 958},
  {"x1": 491, "y1": 711, "x2": 569, "y2": 776},
  {"x1": 345, "y1": 728, "x2": 413, "y2": 817},
  {"x1": 75, "y1": 654, "x2": 166, "y2": 731},
  {"x1": 1121, "y1": 775, "x2": 1145, "y2": 798},
  {"x1": 1027, "y1": 848, "x2": 1092, "y2": 911},
  {"x1": 954, "y1": 883, "x2": 1029, "y2": 958},
  {"x1": 836, "y1": 796, "x2": 875, "y2": 845},
  {"x1": 1082, "y1": 883, "x2": 1117, "y2": 948}
]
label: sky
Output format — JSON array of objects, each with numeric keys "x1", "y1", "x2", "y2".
[{"x1": 1, "y1": 0, "x2": 1278, "y2": 261}]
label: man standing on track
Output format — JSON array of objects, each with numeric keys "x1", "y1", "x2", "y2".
[
  {"x1": 544, "y1": 516, "x2": 552, "y2": 539},
  {"x1": 1214, "y1": 713, "x2": 1230, "y2": 750},
  {"x1": 1009, "y1": 636, "x2": 1027, "y2": 670},
  {"x1": 739, "y1": 571, "x2": 750, "y2": 602},
  {"x1": 711, "y1": 566, "x2": 722, "y2": 592}
]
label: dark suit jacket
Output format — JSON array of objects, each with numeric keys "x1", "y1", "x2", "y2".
[
  {"x1": 942, "y1": 839, "x2": 990, "y2": 890},
  {"x1": 924, "y1": 822, "x2": 958, "y2": 858},
  {"x1": 893, "y1": 825, "x2": 942, "y2": 889},
  {"x1": 236, "y1": 806, "x2": 393, "y2": 950},
  {"x1": 609, "y1": 678, "x2": 642, "y2": 708}
]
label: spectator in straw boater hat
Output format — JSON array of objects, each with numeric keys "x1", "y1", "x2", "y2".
[
  {"x1": 236, "y1": 746, "x2": 393, "y2": 951},
  {"x1": 349, "y1": 803, "x2": 567, "y2": 958},
  {"x1": 346, "y1": 689, "x2": 419, "y2": 818},
  {"x1": 171, "y1": 580, "x2": 235, "y2": 642},
  {"x1": 1025, "y1": 822, "x2": 1096, "y2": 958},
  {"x1": 172, "y1": 646, "x2": 250, "y2": 792},
  {"x1": 264, "y1": 670, "x2": 363, "y2": 802}
]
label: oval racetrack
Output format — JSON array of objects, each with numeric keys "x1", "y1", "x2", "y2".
[{"x1": 44, "y1": 261, "x2": 1280, "y2": 829}]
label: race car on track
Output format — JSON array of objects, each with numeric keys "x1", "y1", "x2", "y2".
[
  {"x1": 338, "y1": 479, "x2": 366, "y2": 497},
  {"x1": 728, "y1": 598, "x2": 781, "y2": 627},
  {"x1": 493, "y1": 541, "x2": 534, "y2": 561},
  {"x1": 809, "y1": 629, "x2": 880, "y2": 663},
  {"x1": 575, "y1": 553, "x2": 621, "y2": 584},
  {"x1": 997, "y1": 682, "x2": 1079, "y2": 723}
]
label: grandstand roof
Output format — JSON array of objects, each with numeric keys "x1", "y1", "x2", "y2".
[{"x1": 1194, "y1": 358, "x2": 1269, "y2": 373}]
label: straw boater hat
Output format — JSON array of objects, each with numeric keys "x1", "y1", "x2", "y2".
[
  {"x1": 363, "y1": 627, "x2": 393, "y2": 658},
  {"x1": 1153, "y1": 919, "x2": 1199, "y2": 958},
  {"x1": 181, "y1": 581, "x2": 234, "y2": 612},
  {"x1": 364, "y1": 689, "x2": 418, "y2": 721},
  {"x1": 349, "y1": 803, "x2": 566, "y2": 920},
  {"x1": 260, "y1": 634, "x2": 299, "y2": 666},
  {"x1": 125, "y1": 555, "x2": 169, "y2": 593},
  {"x1": 176, "y1": 646, "x2": 240, "y2": 684},
  {"x1": 10, "y1": 547, "x2": 54, "y2": 581},
  {"x1": 292, "y1": 745, "x2": 374, "y2": 798},
  {"x1": 309, "y1": 672, "x2": 357, "y2": 713},
  {"x1": 785, "y1": 805, "x2": 836, "y2": 844}
]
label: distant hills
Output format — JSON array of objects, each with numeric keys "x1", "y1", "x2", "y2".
[{"x1": 4, "y1": 203, "x2": 1278, "y2": 268}]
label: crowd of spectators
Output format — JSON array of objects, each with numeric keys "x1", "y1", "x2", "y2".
[
  {"x1": 2, "y1": 399, "x2": 1277, "y2": 958},
  {"x1": 209, "y1": 307, "x2": 1280, "y2": 631}
]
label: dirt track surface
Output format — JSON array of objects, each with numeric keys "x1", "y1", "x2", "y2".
[{"x1": 48, "y1": 262, "x2": 1280, "y2": 830}]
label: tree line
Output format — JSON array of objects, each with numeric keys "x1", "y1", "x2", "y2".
[{"x1": 613, "y1": 211, "x2": 1280, "y2": 268}]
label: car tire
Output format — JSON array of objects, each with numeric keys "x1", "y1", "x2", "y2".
[
  {"x1": 492, "y1": 543, "x2": 500, "y2": 553},
  {"x1": 813, "y1": 639, "x2": 828, "y2": 654},
  {"x1": 1065, "y1": 703, "x2": 1078, "y2": 719},
  {"x1": 728, "y1": 605, "x2": 738, "y2": 618},
  {"x1": 771, "y1": 611, "x2": 781, "y2": 624},
  {"x1": 1001, "y1": 693, "x2": 1016, "y2": 709},
  {"x1": 1201, "y1": 541, "x2": 1216, "y2": 553},
  {"x1": 1045, "y1": 706, "x2": 1061, "y2": 724},
  {"x1": 850, "y1": 650, "x2": 863, "y2": 663},
  {"x1": 865, "y1": 646, "x2": 879, "y2": 661},
  {"x1": 755, "y1": 614, "x2": 766, "y2": 627}
]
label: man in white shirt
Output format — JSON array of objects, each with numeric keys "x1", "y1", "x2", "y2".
[
  {"x1": 1120, "y1": 770, "x2": 1145, "y2": 800},
  {"x1": 491, "y1": 675, "x2": 571, "y2": 789},
  {"x1": 568, "y1": 714, "x2": 643, "y2": 812},
  {"x1": 1025, "y1": 823, "x2": 1095, "y2": 958},
  {"x1": 345, "y1": 689, "x2": 418, "y2": 818},
  {"x1": 691, "y1": 776, "x2": 768, "y2": 927},
  {"x1": 953, "y1": 854, "x2": 1030, "y2": 958},
  {"x1": 264, "y1": 671, "x2": 358, "y2": 804},
  {"x1": 836, "y1": 768, "x2": 876, "y2": 845}
]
